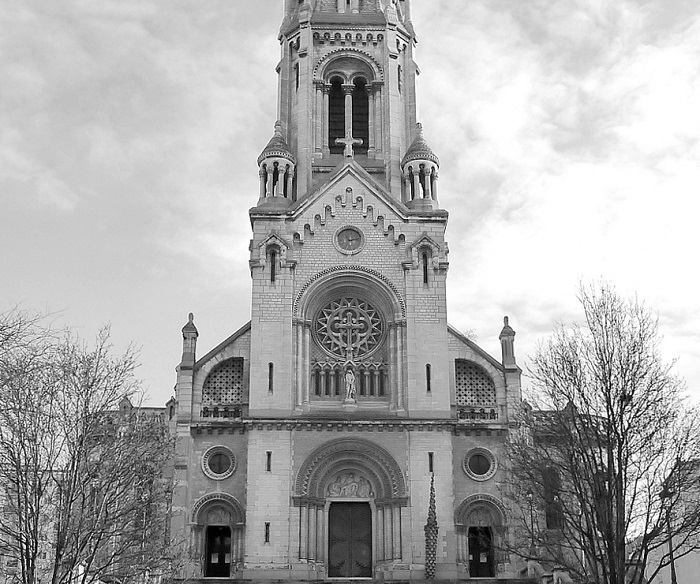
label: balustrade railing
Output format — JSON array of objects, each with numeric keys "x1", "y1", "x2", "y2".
[
  {"x1": 457, "y1": 407, "x2": 498, "y2": 421},
  {"x1": 201, "y1": 405, "x2": 245, "y2": 419}
]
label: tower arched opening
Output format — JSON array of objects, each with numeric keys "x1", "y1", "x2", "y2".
[
  {"x1": 328, "y1": 76, "x2": 345, "y2": 154},
  {"x1": 352, "y1": 77, "x2": 369, "y2": 154}
]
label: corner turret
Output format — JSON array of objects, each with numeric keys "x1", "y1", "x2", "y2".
[
  {"x1": 402, "y1": 123, "x2": 440, "y2": 209},
  {"x1": 257, "y1": 121, "x2": 296, "y2": 207}
]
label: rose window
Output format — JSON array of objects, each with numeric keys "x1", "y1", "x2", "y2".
[{"x1": 314, "y1": 297, "x2": 384, "y2": 359}]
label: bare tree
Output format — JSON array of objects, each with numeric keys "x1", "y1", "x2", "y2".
[
  {"x1": 0, "y1": 309, "x2": 175, "y2": 584},
  {"x1": 504, "y1": 283, "x2": 700, "y2": 584}
]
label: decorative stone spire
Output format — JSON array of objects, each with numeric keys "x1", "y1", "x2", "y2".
[
  {"x1": 499, "y1": 316, "x2": 517, "y2": 369},
  {"x1": 180, "y1": 312, "x2": 198, "y2": 370},
  {"x1": 424, "y1": 472, "x2": 438, "y2": 580},
  {"x1": 257, "y1": 122, "x2": 296, "y2": 204},
  {"x1": 402, "y1": 123, "x2": 440, "y2": 209}
]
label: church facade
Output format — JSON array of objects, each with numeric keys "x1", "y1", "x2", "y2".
[{"x1": 170, "y1": 1, "x2": 527, "y2": 581}]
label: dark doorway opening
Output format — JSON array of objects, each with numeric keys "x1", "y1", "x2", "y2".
[
  {"x1": 205, "y1": 525, "x2": 231, "y2": 577},
  {"x1": 328, "y1": 502, "x2": 372, "y2": 578},
  {"x1": 468, "y1": 526, "x2": 494, "y2": 578}
]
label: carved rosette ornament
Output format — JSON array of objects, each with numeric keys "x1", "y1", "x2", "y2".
[{"x1": 314, "y1": 296, "x2": 384, "y2": 360}]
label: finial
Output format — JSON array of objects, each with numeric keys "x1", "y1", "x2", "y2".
[
  {"x1": 500, "y1": 315, "x2": 515, "y2": 336},
  {"x1": 416, "y1": 122, "x2": 423, "y2": 136},
  {"x1": 182, "y1": 312, "x2": 198, "y2": 337},
  {"x1": 273, "y1": 121, "x2": 283, "y2": 136}
]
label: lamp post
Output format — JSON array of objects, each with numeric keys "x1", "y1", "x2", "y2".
[
  {"x1": 526, "y1": 490, "x2": 536, "y2": 557},
  {"x1": 659, "y1": 485, "x2": 678, "y2": 584}
]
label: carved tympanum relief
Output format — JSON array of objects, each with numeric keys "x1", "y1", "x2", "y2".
[{"x1": 326, "y1": 472, "x2": 375, "y2": 498}]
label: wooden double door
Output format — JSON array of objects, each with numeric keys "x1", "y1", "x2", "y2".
[{"x1": 328, "y1": 502, "x2": 372, "y2": 578}]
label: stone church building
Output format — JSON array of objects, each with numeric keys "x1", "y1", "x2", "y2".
[{"x1": 170, "y1": 1, "x2": 527, "y2": 581}]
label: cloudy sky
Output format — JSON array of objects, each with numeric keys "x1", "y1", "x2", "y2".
[{"x1": 2, "y1": 0, "x2": 699, "y2": 406}]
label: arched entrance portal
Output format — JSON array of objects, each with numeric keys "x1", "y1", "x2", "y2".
[
  {"x1": 294, "y1": 439, "x2": 408, "y2": 577},
  {"x1": 191, "y1": 493, "x2": 245, "y2": 578},
  {"x1": 455, "y1": 494, "x2": 506, "y2": 578}
]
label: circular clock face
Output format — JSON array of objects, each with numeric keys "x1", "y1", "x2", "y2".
[{"x1": 337, "y1": 227, "x2": 363, "y2": 252}]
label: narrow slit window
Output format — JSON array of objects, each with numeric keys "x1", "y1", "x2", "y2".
[
  {"x1": 266, "y1": 451, "x2": 272, "y2": 472},
  {"x1": 429, "y1": 452, "x2": 434, "y2": 473},
  {"x1": 270, "y1": 250, "x2": 277, "y2": 282},
  {"x1": 422, "y1": 252, "x2": 429, "y2": 283},
  {"x1": 426, "y1": 364, "x2": 432, "y2": 393},
  {"x1": 268, "y1": 362, "x2": 274, "y2": 393},
  {"x1": 264, "y1": 522, "x2": 270, "y2": 543}
]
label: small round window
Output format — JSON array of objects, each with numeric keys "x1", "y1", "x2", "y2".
[
  {"x1": 463, "y1": 448, "x2": 497, "y2": 482},
  {"x1": 202, "y1": 446, "x2": 236, "y2": 480}
]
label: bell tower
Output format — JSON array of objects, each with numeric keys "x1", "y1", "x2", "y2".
[
  {"x1": 171, "y1": 2, "x2": 526, "y2": 582},
  {"x1": 274, "y1": 0, "x2": 424, "y2": 200}
]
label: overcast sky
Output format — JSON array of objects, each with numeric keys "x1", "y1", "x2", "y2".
[{"x1": 2, "y1": 0, "x2": 699, "y2": 406}]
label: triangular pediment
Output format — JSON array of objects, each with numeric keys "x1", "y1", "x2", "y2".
[{"x1": 290, "y1": 159, "x2": 409, "y2": 221}]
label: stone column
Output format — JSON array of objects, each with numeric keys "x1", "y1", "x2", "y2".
[
  {"x1": 432, "y1": 170, "x2": 439, "y2": 202},
  {"x1": 308, "y1": 505, "x2": 317, "y2": 561},
  {"x1": 367, "y1": 85, "x2": 375, "y2": 157},
  {"x1": 314, "y1": 81, "x2": 323, "y2": 156},
  {"x1": 286, "y1": 166, "x2": 294, "y2": 199},
  {"x1": 412, "y1": 168, "x2": 421, "y2": 199},
  {"x1": 403, "y1": 172, "x2": 412, "y2": 203},
  {"x1": 303, "y1": 324, "x2": 311, "y2": 404},
  {"x1": 316, "y1": 506, "x2": 325, "y2": 561},
  {"x1": 372, "y1": 82, "x2": 383, "y2": 157},
  {"x1": 396, "y1": 322, "x2": 405, "y2": 410},
  {"x1": 342, "y1": 84, "x2": 354, "y2": 140},
  {"x1": 295, "y1": 321, "x2": 303, "y2": 407},
  {"x1": 322, "y1": 85, "x2": 330, "y2": 156},
  {"x1": 259, "y1": 167, "x2": 267, "y2": 199},
  {"x1": 392, "y1": 505, "x2": 402, "y2": 559},
  {"x1": 266, "y1": 165, "x2": 274, "y2": 197},
  {"x1": 300, "y1": 504, "x2": 308, "y2": 559},
  {"x1": 389, "y1": 324, "x2": 396, "y2": 407},
  {"x1": 423, "y1": 166, "x2": 432, "y2": 200},
  {"x1": 377, "y1": 505, "x2": 385, "y2": 561}
]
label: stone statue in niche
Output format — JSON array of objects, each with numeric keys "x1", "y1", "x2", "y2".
[
  {"x1": 344, "y1": 368, "x2": 356, "y2": 401},
  {"x1": 326, "y1": 472, "x2": 374, "y2": 498}
]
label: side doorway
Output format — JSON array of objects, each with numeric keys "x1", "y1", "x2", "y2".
[
  {"x1": 205, "y1": 525, "x2": 232, "y2": 577},
  {"x1": 468, "y1": 526, "x2": 494, "y2": 578}
]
